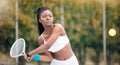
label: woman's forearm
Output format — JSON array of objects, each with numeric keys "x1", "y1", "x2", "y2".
[
  {"x1": 28, "y1": 44, "x2": 48, "y2": 56},
  {"x1": 40, "y1": 50, "x2": 53, "y2": 62},
  {"x1": 28, "y1": 45, "x2": 53, "y2": 62}
]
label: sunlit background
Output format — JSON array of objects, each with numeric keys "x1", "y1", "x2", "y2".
[{"x1": 0, "y1": 0, "x2": 120, "y2": 65}]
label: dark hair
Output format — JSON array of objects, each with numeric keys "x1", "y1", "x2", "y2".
[{"x1": 37, "y1": 7, "x2": 51, "y2": 35}]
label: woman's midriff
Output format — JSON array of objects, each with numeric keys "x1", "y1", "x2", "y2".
[{"x1": 52, "y1": 43, "x2": 73, "y2": 60}]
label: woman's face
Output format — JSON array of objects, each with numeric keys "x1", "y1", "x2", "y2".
[{"x1": 39, "y1": 10, "x2": 54, "y2": 26}]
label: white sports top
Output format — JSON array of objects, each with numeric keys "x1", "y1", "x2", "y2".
[{"x1": 42, "y1": 35, "x2": 69, "y2": 53}]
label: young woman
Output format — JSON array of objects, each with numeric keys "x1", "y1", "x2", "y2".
[{"x1": 23, "y1": 7, "x2": 79, "y2": 65}]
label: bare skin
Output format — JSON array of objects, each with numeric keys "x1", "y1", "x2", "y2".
[
  {"x1": 39, "y1": 24, "x2": 73, "y2": 61},
  {"x1": 23, "y1": 10, "x2": 73, "y2": 62}
]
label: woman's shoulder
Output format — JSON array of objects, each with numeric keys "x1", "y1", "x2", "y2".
[
  {"x1": 38, "y1": 34, "x2": 44, "y2": 45},
  {"x1": 54, "y1": 23, "x2": 64, "y2": 29},
  {"x1": 53, "y1": 23, "x2": 66, "y2": 35}
]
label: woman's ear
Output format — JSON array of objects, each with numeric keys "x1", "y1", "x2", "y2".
[{"x1": 39, "y1": 18, "x2": 41, "y2": 23}]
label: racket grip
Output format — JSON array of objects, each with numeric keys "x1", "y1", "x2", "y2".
[
  {"x1": 26, "y1": 53, "x2": 32, "y2": 62},
  {"x1": 33, "y1": 54, "x2": 40, "y2": 61},
  {"x1": 27, "y1": 53, "x2": 31, "y2": 57}
]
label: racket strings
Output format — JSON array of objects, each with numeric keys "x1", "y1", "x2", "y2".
[{"x1": 11, "y1": 39, "x2": 25, "y2": 57}]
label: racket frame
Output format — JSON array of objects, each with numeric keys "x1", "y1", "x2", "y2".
[{"x1": 10, "y1": 38, "x2": 26, "y2": 58}]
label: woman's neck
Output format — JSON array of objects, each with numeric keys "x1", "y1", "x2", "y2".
[{"x1": 44, "y1": 24, "x2": 54, "y2": 35}]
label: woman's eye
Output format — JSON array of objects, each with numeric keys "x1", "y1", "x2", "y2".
[
  {"x1": 42, "y1": 16, "x2": 46, "y2": 18},
  {"x1": 49, "y1": 15, "x2": 53, "y2": 17}
]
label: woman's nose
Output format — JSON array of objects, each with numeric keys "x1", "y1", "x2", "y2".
[{"x1": 46, "y1": 16, "x2": 50, "y2": 20}]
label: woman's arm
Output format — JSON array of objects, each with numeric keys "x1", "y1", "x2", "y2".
[
  {"x1": 24, "y1": 35, "x2": 53, "y2": 62},
  {"x1": 28, "y1": 24, "x2": 63, "y2": 56},
  {"x1": 36, "y1": 36, "x2": 53, "y2": 62},
  {"x1": 40, "y1": 50, "x2": 53, "y2": 62}
]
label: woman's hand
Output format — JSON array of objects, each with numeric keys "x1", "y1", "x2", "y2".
[{"x1": 23, "y1": 54, "x2": 34, "y2": 62}]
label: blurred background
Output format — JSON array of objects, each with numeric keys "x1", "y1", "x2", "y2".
[{"x1": 0, "y1": 0, "x2": 120, "y2": 65}]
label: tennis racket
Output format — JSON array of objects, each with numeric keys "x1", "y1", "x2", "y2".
[{"x1": 10, "y1": 38, "x2": 26, "y2": 58}]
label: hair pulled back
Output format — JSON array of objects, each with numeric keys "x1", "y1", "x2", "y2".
[{"x1": 37, "y1": 7, "x2": 51, "y2": 35}]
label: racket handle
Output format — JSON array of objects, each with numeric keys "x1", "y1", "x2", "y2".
[
  {"x1": 33, "y1": 54, "x2": 40, "y2": 61},
  {"x1": 27, "y1": 53, "x2": 31, "y2": 57}
]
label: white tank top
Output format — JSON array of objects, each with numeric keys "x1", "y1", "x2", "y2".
[{"x1": 42, "y1": 35, "x2": 69, "y2": 53}]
